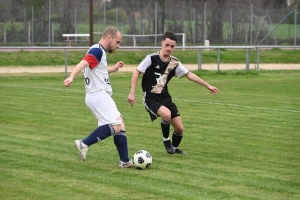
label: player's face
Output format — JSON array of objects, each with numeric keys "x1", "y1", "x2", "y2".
[
  {"x1": 107, "y1": 33, "x2": 122, "y2": 53},
  {"x1": 161, "y1": 38, "x2": 176, "y2": 57}
]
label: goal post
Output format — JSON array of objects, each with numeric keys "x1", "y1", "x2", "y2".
[{"x1": 94, "y1": 32, "x2": 185, "y2": 47}]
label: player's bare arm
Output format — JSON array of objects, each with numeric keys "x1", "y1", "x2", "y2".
[
  {"x1": 186, "y1": 72, "x2": 220, "y2": 95},
  {"x1": 108, "y1": 61, "x2": 124, "y2": 74},
  {"x1": 128, "y1": 70, "x2": 141, "y2": 105},
  {"x1": 64, "y1": 60, "x2": 88, "y2": 87}
]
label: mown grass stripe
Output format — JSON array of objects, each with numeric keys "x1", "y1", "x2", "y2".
[{"x1": 1, "y1": 71, "x2": 299, "y2": 199}]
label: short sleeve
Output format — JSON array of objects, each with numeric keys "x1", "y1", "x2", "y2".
[
  {"x1": 83, "y1": 48, "x2": 103, "y2": 69},
  {"x1": 137, "y1": 55, "x2": 152, "y2": 73},
  {"x1": 175, "y1": 62, "x2": 189, "y2": 78}
]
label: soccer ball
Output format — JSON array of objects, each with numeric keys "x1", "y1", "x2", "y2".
[{"x1": 133, "y1": 150, "x2": 152, "y2": 169}]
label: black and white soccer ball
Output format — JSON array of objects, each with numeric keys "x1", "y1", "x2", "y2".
[{"x1": 133, "y1": 150, "x2": 152, "y2": 169}]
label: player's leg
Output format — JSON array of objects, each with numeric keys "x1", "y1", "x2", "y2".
[
  {"x1": 75, "y1": 123, "x2": 121, "y2": 162},
  {"x1": 143, "y1": 92, "x2": 175, "y2": 154},
  {"x1": 158, "y1": 105, "x2": 172, "y2": 138},
  {"x1": 157, "y1": 106, "x2": 175, "y2": 154},
  {"x1": 170, "y1": 116, "x2": 184, "y2": 146},
  {"x1": 153, "y1": 104, "x2": 173, "y2": 143},
  {"x1": 114, "y1": 120, "x2": 134, "y2": 168},
  {"x1": 170, "y1": 108, "x2": 187, "y2": 155},
  {"x1": 74, "y1": 91, "x2": 122, "y2": 161},
  {"x1": 82, "y1": 91, "x2": 121, "y2": 144}
]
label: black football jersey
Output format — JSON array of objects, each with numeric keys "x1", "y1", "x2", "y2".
[{"x1": 137, "y1": 51, "x2": 189, "y2": 94}]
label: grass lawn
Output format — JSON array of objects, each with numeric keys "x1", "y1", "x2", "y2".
[
  {"x1": 0, "y1": 70, "x2": 299, "y2": 199},
  {"x1": 0, "y1": 49, "x2": 299, "y2": 67}
]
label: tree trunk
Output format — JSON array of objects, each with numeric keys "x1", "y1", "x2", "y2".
[
  {"x1": 160, "y1": 0, "x2": 165, "y2": 33},
  {"x1": 22, "y1": 0, "x2": 28, "y2": 43},
  {"x1": 209, "y1": 0, "x2": 225, "y2": 44}
]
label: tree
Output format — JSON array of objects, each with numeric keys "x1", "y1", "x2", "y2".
[
  {"x1": 158, "y1": 0, "x2": 165, "y2": 33},
  {"x1": 208, "y1": 0, "x2": 226, "y2": 44}
]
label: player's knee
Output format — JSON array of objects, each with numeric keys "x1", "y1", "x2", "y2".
[
  {"x1": 112, "y1": 124, "x2": 121, "y2": 134},
  {"x1": 161, "y1": 112, "x2": 171, "y2": 121},
  {"x1": 115, "y1": 130, "x2": 126, "y2": 136},
  {"x1": 158, "y1": 107, "x2": 171, "y2": 121},
  {"x1": 175, "y1": 125, "x2": 184, "y2": 133}
]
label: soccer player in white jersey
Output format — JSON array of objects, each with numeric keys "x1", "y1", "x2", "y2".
[
  {"x1": 64, "y1": 27, "x2": 134, "y2": 168},
  {"x1": 127, "y1": 31, "x2": 220, "y2": 155}
]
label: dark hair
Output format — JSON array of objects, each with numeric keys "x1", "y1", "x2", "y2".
[{"x1": 162, "y1": 31, "x2": 177, "y2": 43}]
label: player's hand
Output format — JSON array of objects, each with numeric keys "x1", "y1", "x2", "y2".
[
  {"x1": 127, "y1": 92, "x2": 136, "y2": 106},
  {"x1": 113, "y1": 61, "x2": 124, "y2": 72},
  {"x1": 207, "y1": 85, "x2": 220, "y2": 95},
  {"x1": 64, "y1": 77, "x2": 73, "y2": 87}
]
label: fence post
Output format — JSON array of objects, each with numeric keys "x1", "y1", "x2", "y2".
[
  {"x1": 295, "y1": 4, "x2": 297, "y2": 46},
  {"x1": 32, "y1": 6, "x2": 34, "y2": 45},
  {"x1": 256, "y1": 47, "x2": 260, "y2": 70},
  {"x1": 217, "y1": 48, "x2": 220, "y2": 71},
  {"x1": 250, "y1": 3, "x2": 253, "y2": 45},
  {"x1": 204, "y1": 2, "x2": 207, "y2": 44},
  {"x1": 198, "y1": 49, "x2": 202, "y2": 70},
  {"x1": 64, "y1": 48, "x2": 68, "y2": 78},
  {"x1": 28, "y1": 24, "x2": 30, "y2": 44},
  {"x1": 48, "y1": 0, "x2": 51, "y2": 47},
  {"x1": 4, "y1": 23, "x2": 6, "y2": 45},
  {"x1": 246, "y1": 48, "x2": 250, "y2": 71}
]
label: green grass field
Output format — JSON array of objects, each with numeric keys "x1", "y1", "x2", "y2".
[
  {"x1": 0, "y1": 70, "x2": 299, "y2": 199},
  {"x1": 0, "y1": 49, "x2": 299, "y2": 67}
]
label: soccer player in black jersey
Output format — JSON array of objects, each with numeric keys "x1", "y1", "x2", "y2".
[{"x1": 127, "y1": 31, "x2": 219, "y2": 154}]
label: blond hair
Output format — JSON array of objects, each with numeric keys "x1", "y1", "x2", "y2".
[{"x1": 102, "y1": 27, "x2": 120, "y2": 39}]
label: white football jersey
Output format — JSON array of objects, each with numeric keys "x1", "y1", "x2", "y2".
[{"x1": 82, "y1": 43, "x2": 112, "y2": 95}]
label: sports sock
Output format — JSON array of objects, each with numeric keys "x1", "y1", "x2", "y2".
[
  {"x1": 161, "y1": 119, "x2": 170, "y2": 139},
  {"x1": 114, "y1": 130, "x2": 130, "y2": 162},
  {"x1": 172, "y1": 131, "x2": 183, "y2": 148},
  {"x1": 82, "y1": 124, "x2": 114, "y2": 146}
]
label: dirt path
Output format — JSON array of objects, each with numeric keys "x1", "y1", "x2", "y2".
[{"x1": 0, "y1": 64, "x2": 299, "y2": 74}]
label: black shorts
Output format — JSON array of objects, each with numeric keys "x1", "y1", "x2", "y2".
[{"x1": 143, "y1": 92, "x2": 180, "y2": 121}]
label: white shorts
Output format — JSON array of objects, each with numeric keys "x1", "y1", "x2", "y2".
[{"x1": 85, "y1": 90, "x2": 122, "y2": 127}]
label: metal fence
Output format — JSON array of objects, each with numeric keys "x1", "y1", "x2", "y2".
[
  {"x1": 1, "y1": 45, "x2": 299, "y2": 76},
  {"x1": 0, "y1": 0, "x2": 299, "y2": 46}
]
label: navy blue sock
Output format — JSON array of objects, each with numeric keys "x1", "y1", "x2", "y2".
[
  {"x1": 82, "y1": 124, "x2": 114, "y2": 146},
  {"x1": 114, "y1": 130, "x2": 129, "y2": 162}
]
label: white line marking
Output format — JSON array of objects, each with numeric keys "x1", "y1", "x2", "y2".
[
  {"x1": 2, "y1": 84, "x2": 299, "y2": 113},
  {"x1": 171, "y1": 98, "x2": 300, "y2": 113}
]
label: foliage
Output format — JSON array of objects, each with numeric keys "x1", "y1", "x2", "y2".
[
  {"x1": 0, "y1": 0, "x2": 299, "y2": 45},
  {"x1": 106, "y1": 8, "x2": 128, "y2": 23}
]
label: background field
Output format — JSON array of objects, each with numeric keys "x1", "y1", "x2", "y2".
[
  {"x1": 0, "y1": 49, "x2": 299, "y2": 67},
  {"x1": 0, "y1": 70, "x2": 299, "y2": 199}
]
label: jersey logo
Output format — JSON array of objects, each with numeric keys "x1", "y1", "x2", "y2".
[
  {"x1": 155, "y1": 65, "x2": 160, "y2": 69},
  {"x1": 151, "y1": 60, "x2": 179, "y2": 94},
  {"x1": 104, "y1": 77, "x2": 111, "y2": 85}
]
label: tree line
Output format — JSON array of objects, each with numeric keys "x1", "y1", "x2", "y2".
[{"x1": 0, "y1": 0, "x2": 298, "y2": 45}]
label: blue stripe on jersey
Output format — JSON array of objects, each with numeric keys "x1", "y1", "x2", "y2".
[{"x1": 87, "y1": 47, "x2": 103, "y2": 63}]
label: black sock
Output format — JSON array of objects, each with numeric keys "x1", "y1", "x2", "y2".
[
  {"x1": 161, "y1": 120, "x2": 170, "y2": 139},
  {"x1": 172, "y1": 131, "x2": 183, "y2": 148}
]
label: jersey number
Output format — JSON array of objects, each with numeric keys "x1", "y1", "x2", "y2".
[
  {"x1": 85, "y1": 77, "x2": 90, "y2": 85},
  {"x1": 155, "y1": 72, "x2": 166, "y2": 85}
]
